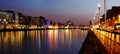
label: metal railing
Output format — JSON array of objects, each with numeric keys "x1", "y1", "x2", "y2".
[{"x1": 93, "y1": 29, "x2": 120, "y2": 54}]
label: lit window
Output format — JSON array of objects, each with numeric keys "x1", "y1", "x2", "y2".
[{"x1": 3, "y1": 19, "x2": 6, "y2": 21}]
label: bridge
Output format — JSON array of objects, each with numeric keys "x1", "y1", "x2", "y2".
[{"x1": 64, "y1": 20, "x2": 74, "y2": 28}]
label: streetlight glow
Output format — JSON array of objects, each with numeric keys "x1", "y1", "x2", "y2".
[
  {"x1": 96, "y1": 11, "x2": 98, "y2": 13},
  {"x1": 3, "y1": 19, "x2": 6, "y2": 21},
  {"x1": 98, "y1": 3, "x2": 101, "y2": 8},
  {"x1": 98, "y1": 3, "x2": 101, "y2": 28},
  {"x1": 118, "y1": 15, "x2": 120, "y2": 22}
]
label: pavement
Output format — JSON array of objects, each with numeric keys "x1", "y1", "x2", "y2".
[{"x1": 79, "y1": 30, "x2": 108, "y2": 54}]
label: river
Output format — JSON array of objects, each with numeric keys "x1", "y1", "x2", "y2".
[{"x1": 0, "y1": 29, "x2": 88, "y2": 54}]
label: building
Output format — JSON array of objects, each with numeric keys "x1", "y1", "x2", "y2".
[
  {"x1": 32, "y1": 16, "x2": 47, "y2": 28},
  {"x1": 100, "y1": 6, "x2": 120, "y2": 30},
  {"x1": 0, "y1": 10, "x2": 13, "y2": 29},
  {"x1": 0, "y1": 10, "x2": 54, "y2": 29},
  {"x1": 0, "y1": 10, "x2": 28, "y2": 29}
]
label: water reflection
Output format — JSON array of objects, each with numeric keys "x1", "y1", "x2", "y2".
[
  {"x1": 0, "y1": 29, "x2": 88, "y2": 54},
  {"x1": 0, "y1": 31, "x2": 24, "y2": 54}
]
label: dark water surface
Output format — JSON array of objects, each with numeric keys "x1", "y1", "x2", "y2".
[{"x1": 0, "y1": 29, "x2": 88, "y2": 54}]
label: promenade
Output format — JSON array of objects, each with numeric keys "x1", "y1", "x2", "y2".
[{"x1": 79, "y1": 30, "x2": 108, "y2": 54}]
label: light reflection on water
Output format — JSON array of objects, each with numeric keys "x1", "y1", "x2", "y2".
[{"x1": 0, "y1": 29, "x2": 88, "y2": 54}]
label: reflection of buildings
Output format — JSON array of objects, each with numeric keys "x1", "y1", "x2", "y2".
[
  {"x1": 100, "y1": 6, "x2": 120, "y2": 30},
  {"x1": 0, "y1": 31, "x2": 24, "y2": 49}
]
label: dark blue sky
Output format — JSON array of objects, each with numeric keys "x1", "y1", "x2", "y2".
[{"x1": 0, "y1": 0, "x2": 120, "y2": 25}]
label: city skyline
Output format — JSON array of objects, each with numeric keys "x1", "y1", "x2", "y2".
[{"x1": 0, "y1": 0, "x2": 120, "y2": 25}]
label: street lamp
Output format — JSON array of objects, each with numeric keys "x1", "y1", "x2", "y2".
[
  {"x1": 98, "y1": 3, "x2": 101, "y2": 28},
  {"x1": 104, "y1": 0, "x2": 107, "y2": 29},
  {"x1": 93, "y1": 17, "x2": 95, "y2": 25}
]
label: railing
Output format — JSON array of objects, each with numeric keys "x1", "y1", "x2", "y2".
[{"x1": 93, "y1": 29, "x2": 120, "y2": 54}]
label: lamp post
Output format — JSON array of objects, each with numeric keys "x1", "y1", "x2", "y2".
[
  {"x1": 98, "y1": 3, "x2": 101, "y2": 28},
  {"x1": 92, "y1": 17, "x2": 95, "y2": 27},
  {"x1": 104, "y1": 0, "x2": 107, "y2": 29}
]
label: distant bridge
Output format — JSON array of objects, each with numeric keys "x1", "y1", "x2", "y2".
[{"x1": 64, "y1": 20, "x2": 74, "y2": 28}]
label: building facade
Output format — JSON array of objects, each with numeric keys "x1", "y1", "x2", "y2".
[{"x1": 100, "y1": 6, "x2": 120, "y2": 30}]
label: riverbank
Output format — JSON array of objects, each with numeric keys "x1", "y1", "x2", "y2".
[
  {"x1": 79, "y1": 30, "x2": 108, "y2": 54},
  {"x1": 0, "y1": 28, "x2": 88, "y2": 32}
]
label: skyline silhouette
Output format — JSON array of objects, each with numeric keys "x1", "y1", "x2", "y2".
[{"x1": 0, "y1": 0, "x2": 120, "y2": 25}]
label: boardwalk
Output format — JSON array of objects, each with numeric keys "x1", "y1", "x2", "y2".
[{"x1": 79, "y1": 30, "x2": 108, "y2": 54}]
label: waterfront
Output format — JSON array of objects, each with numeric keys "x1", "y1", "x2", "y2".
[
  {"x1": 0, "y1": 29, "x2": 88, "y2": 54},
  {"x1": 93, "y1": 29, "x2": 120, "y2": 54},
  {"x1": 79, "y1": 30, "x2": 108, "y2": 54}
]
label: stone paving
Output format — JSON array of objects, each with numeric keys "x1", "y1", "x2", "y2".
[{"x1": 79, "y1": 30, "x2": 108, "y2": 54}]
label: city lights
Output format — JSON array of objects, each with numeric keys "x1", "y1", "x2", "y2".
[{"x1": 118, "y1": 15, "x2": 120, "y2": 22}]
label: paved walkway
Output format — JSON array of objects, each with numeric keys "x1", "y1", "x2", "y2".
[{"x1": 79, "y1": 30, "x2": 108, "y2": 54}]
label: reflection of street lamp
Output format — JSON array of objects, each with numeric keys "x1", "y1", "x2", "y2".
[{"x1": 98, "y1": 3, "x2": 101, "y2": 28}]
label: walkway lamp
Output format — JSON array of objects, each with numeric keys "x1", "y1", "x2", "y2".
[
  {"x1": 98, "y1": 3, "x2": 101, "y2": 28},
  {"x1": 104, "y1": 0, "x2": 107, "y2": 29}
]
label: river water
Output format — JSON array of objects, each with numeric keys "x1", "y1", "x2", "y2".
[{"x1": 0, "y1": 29, "x2": 88, "y2": 54}]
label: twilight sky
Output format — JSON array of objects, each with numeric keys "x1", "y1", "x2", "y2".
[{"x1": 0, "y1": 0, "x2": 120, "y2": 25}]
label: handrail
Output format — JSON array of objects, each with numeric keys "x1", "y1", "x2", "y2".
[{"x1": 92, "y1": 29, "x2": 120, "y2": 54}]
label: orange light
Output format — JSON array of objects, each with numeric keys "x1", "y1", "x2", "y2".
[
  {"x1": 54, "y1": 25, "x2": 58, "y2": 28},
  {"x1": 118, "y1": 15, "x2": 120, "y2": 22},
  {"x1": 113, "y1": 17, "x2": 115, "y2": 19},
  {"x1": 48, "y1": 25, "x2": 53, "y2": 28}
]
